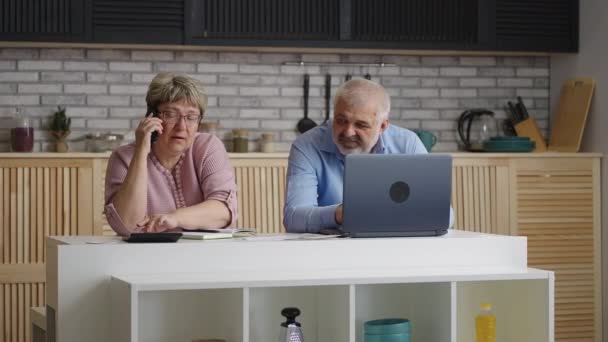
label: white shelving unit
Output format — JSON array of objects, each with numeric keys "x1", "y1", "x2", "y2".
[
  {"x1": 110, "y1": 269, "x2": 553, "y2": 342},
  {"x1": 46, "y1": 231, "x2": 554, "y2": 342}
]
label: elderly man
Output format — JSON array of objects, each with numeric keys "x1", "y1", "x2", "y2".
[{"x1": 283, "y1": 78, "x2": 453, "y2": 233}]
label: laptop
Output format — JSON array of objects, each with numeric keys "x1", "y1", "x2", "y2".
[{"x1": 341, "y1": 154, "x2": 452, "y2": 237}]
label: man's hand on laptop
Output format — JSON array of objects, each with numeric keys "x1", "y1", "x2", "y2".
[{"x1": 335, "y1": 204, "x2": 343, "y2": 225}]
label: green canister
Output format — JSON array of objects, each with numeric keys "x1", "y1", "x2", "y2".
[{"x1": 364, "y1": 318, "x2": 410, "y2": 342}]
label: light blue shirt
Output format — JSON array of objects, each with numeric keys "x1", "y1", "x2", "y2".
[{"x1": 283, "y1": 122, "x2": 453, "y2": 233}]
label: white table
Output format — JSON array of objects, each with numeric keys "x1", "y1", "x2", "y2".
[{"x1": 45, "y1": 230, "x2": 554, "y2": 342}]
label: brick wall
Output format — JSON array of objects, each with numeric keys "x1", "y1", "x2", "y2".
[{"x1": 0, "y1": 48, "x2": 549, "y2": 152}]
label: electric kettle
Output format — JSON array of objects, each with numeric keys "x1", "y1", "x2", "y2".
[
  {"x1": 279, "y1": 307, "x2": 304, "y2": 342},
  {"x1": 457, "y1": 109, "x2": 497, "y2": 151}
]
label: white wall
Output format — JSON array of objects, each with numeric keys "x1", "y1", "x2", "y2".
[{"x1": 550, "y1": 0, "x2": 608, "y2": 340}]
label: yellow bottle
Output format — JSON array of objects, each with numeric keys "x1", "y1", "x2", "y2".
[{"x1": 475, "y1": 303, "x2": 496, "y2": 342}]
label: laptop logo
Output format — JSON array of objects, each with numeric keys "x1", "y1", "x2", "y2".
[{"x1": 389, "y1": 181, "x2": 410, "y2": 203}]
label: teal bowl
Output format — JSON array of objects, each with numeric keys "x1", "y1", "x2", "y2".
[{"x1": 364, "y1": 318, "x2": 410, "y2": 342}]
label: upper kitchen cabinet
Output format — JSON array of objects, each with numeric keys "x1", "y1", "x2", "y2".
[
  {"x1": 186, "y1": 0, "x2": 340, "y2": 47},
  {"x1": 90, "y1": 0, "x2": 184, "y2": 44},
  {"x1": 0, "y1": 0, "x2": 86, "y2": 42},
  {"x1": 493, "y1": 0, "x2": 578, "y2": 52}
]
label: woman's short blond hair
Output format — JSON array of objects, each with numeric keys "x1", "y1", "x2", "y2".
[{"x1": 145, "y1": 72, "x2": 207, "y2": 114}]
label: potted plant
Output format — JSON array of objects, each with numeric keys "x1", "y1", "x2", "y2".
[{"x1": 50, "y1": 106, "x2": 71, "y2": 152}]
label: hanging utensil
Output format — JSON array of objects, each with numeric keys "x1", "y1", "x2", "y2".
[
  {"x1": 324, "y1": 74, "x2": 331, "y2": 123},
  {"x1": 345, "y1": 74, "x2": 352, "y2": 82},
  {"x1": 296, "y1": 74, "x2": 316, "y2": 134},
  {"x1": 364, "y1": 73, "x2": 371, "y2": 80}
]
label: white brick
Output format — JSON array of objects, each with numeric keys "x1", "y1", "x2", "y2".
[
  {"x1": 0, "y1": 61, "x2": 15, "y2": 70},
  {"x1": 86, "y1": 49, "x2": 131, "y2": 60},
  {"x1": 17, "y1": 106, "x2": 56, "y2": 117},
  {"x1": 274, "y1": 142, "x2": 292, "y2": 152},
  {"x1": 478, "y1": 67, "x2": 515, "y2": 77},
  {"x1": 0, "y1": 49, "x2": 38, "y2": 59},
  {"x1": 154, "y1": 62, "x2": 196, "y2": 73},
  {"x1": 206, "y1": 108, "x2": 238, "y2": 118},
  {"x1": 218, "y1": 53, "x2": 260, "y2": 64},
  {"x1": 459, "y1": 57, "x2": 496, "y2": 66},
  {"x1": 534, "y1": 78, "x2": 549, "y2": 87},
  {"x1": 219, "y1": 74, "x2": 259, "y2": 85},
  {"x1": 400, "y1": 110, "x2": 440, "y2": 119},
  {"x1": 240, "y1": 109, "x2": 280, "y2": 119},
  {"x1": 240, "y1": 87, "x2": 279, "y2": 96},
  {"x1": 217, "y1": 119, "x2": 260, "y2": 129},
  {"x1": 497, "y1": 78, "x2": 533, "y2": 87},
  {"x1": 65, "y1": 84, "x2": 108, "y2": 94},
  {"x1": 41, "y1": 72, "x2": 84, "y2": 82},
  {"x1": 109, "y1": 62, "x2": 151, "y2": 72},
  {"x1": 440, "y1": 110, "x2": 465, "y2": 120},
  {"x1": 0, "y1": 84, "x2": 16, "y2": 93},
  {"x1": 401, "y1": 67, "x2": 439, "y2": 76},
  {"x1": 175, "y1": 51, "x2": 217, "y2": 62},
  {"x1": 42, "y1": 95, "x2": 85, "y2": 105},
  {"x1": 479, "y1": 88, "x2": 516, "y2": 97},
  {"x1": 191, "y1": 74, "x2": 218, "y2": 85},
  {"x1": 68, "y1": 119, "x2": 87, "y2": 129},
  {"x1": 459, "y1": 99, "x2": 497, "y2": 108},
  {"x1": 88, "y1": 72, "x2": 131, "y2": 83},
  {"x1": 383, "y1": 55, "x2": 420, "y2": 65},
  {"x1": 391, "y1": 98, "x2": 420, "y2": 108},
  {"x1": 516, "y1": 68, "x2": 549, "y2": 77},
  {"x1": 281, "y1": 87, "x2": 320, "y2": 97},
  {"x1": 434, "y1": 142, "x2": 458, "y2": 152},
  {"x1": 0, "y1": 95, "x2": 39, "y2": 105},
  {"x1": 260, "y1": 53, "x2": 298, "y2": 64},
  {"x1": 130, "y1": 96, "x2": 147, "y2": 107},
  {"x1": 65, "y1": 61, "x2": 107, "y2": 71},
  {"x1": 18, "y1": 84, "x2": 62, "y2": 94},
  {"x1": 198, "y1": 63, "x2": 238, "y2": 73},
  {"x1": 261, "y1": 120, "x2": 297, "y2": 130},
  {"x1": 0, "y1": 72, "x2": 39, "y2": 82},
  {"x1": 206, "y1": 97, "x2": 218, "y2": 107},
  {"x1": 219, "y1": 97, "x2": 261, "y2": 107},
  {"x1": 381, "y1": 77, "x2": 419, "y2": 87},
  {"x1": 421, "y1": 57, "x2": 459, "y2": 66},
  {"x1": 260, "y1": 75, "x2": 301, "y2": 86},
  {"x1": 66, "y1": 107, "x2": 108, "y2": 117},
  {"x1": 439, "y1": 67, "x2": 476, "y2": 77},
  {"x1": 131, "y1": 73, "x2": 157, "y2": 83},
  {"x1": 498, "y1": 57, "x2": 534, "y2": 66},
  {"x1": 280, "y1": 65, "x2": 320, "y2": 74},
  {"x1": 109, "y1": 107, "x2": 142, "y2": 118},
  {"x1": 400, "y1": 88, "x2": 438, "y2": 98},
  {"x1": 109, "y1": 85, "x2": 148, "y2": 95},
  {"x1": 40, "y1": 49, "x2": 84, "y2": 59},
  {"x1": 281, "y1": 108, "x2": 322, "y2": 119},
  {"x1": 340, "y1": 54, "x2": 380, "y2": 64},
  {"x1": 281, "y1": 131, "x2": 298, "y2": 141},
  {"x1": 87, "y1": 95, "x2": 131, "y2": 106},
  {"x1": 303, "y1": 54, "x2": 340, "y2": 63},
  {"x1": 206, "y1": 86, "x2": 239, "y2": 96},
  {"x1": 132, "y1": 50, "x2": 173, "y2": 61},
  {"x1": 391, "y1": 120, "x2": 420, "y2": 129},
  {"x1": 459, "y1": 78, "x2": 496, "y2": 87},
  {"x1": 375, "y1": 66, "x2": 400, "y2": 76},
  {"x1": 421, "y1": 78, "x2": 459, "y2": 87},
  {"x1": 421, "y1": 120, "x2": 456, "y2": 130},
  {"x1": 18, "y1": 61, "x2": 62, "y2": 70},
  {"x1": 440, "y1": 89, "x2": 477, "y2": 98},
  {"x1": 421, "y1": 99, "x2": 459, "y2": 109},
  {"x1": 240, "y1": 65, "x2": 280, "y2": 74},
  {"x1": 534, "y1": 99, "x2": 549, "y2": 109},
  {"x1": 515, "y1": 88, "x2": 549, "y2": 98},
  {"x1": 440, "y1": 131, "x2": 459, "y2": 141},
  {"x1": 87, "y1": 119, "x2": 131, "y2": 129},
  {"x1": 260, "y1": 97, "x2": 300, "y2": 108}
]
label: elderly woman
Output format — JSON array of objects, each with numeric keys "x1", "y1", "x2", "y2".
[{"x1": 104, "y1": 72, "x2": 236, "y2": 236}]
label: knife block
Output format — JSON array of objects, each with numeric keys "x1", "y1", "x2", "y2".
[{"x1": 514, "y1": 117, "x2": 547, "y2": 152}]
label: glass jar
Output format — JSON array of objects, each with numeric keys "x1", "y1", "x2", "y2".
[
  {"x1": 232, "y1": 129, "x2": 249, "y2": 153},
  {"x1": 259, "y1": 133, "x2": 274, "y2": 153},
  {"x1": 199, "y1": 121, "x2": 219, "y2": 136},
  {"x1": 10, "y1": 114, "x2": 34, "y2": 152}
]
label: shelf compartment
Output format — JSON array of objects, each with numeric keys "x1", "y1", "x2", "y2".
[{"x1": 248, "y1": 285, "x2": 350, "y2": 342}]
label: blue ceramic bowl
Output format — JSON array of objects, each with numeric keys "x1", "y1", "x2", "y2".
[{"x1": 364, "y1": 318, "x2": 410, "y2": 342}]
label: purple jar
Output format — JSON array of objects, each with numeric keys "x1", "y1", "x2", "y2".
[{"x1": 10, "y1": 116, "x2": 34, "y2": 152}]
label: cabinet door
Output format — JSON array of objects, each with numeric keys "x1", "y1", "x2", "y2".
[
  {"x1": 350, "y1": 0, "x2": 483, "y2": 49},
  {"x1": 0, "y1": 159, "x2": 95, "y2": 342},
  {"x1": 512, "y1": 158, "x2": 601, "y2": 341},
  {"x1": 91, "y1": 0, "x2": 185, "y2": 44},
  {"x1": 0, "y1": 0, "x2": 86, "y2": 42},
  {"x1": 451, "y1": 158, "x2": 511, "y2": 234},
  {"x1": 493, "y1": 0, "x2": 578, "y2": 52},
  {"x1": 187, "y1": 0, "x2": 340, "y2": 46}
]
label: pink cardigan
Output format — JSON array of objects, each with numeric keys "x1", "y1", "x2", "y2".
[{"x1": 104, "y1": 133, "x2": 237, "y2": 236}]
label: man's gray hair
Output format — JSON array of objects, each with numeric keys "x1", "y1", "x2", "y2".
[{"x1": 333, "y1": 79, "x2": 390, "y2": 121}]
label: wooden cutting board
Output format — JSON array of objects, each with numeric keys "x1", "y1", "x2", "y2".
[{"x1": 548, "y1": 77, "x2": 595, "y2": 152}]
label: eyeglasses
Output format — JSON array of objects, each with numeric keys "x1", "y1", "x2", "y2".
[{"x1": 159, "y1": 111, "x2": 202, "y2": 125}]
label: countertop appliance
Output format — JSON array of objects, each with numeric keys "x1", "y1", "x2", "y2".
[{"x1": 457, "y1": 109, "x2": 497, "y2": 151}]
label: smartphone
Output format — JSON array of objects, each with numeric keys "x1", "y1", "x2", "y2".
[{"x1": 146, "y1": 106, "x2": 159, "y2": 143}]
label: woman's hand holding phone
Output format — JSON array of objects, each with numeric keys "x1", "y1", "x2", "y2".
[{"x1": 135, "y1": 111, "x2": 163, "y2": 156}]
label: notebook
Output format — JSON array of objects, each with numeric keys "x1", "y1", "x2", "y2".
[
  {"x1": 181, "y1": 231, "x2": 234, "y2": 240},
  {"x1": 341, "y1": 154, "x2": 452, "y2": 237}
]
